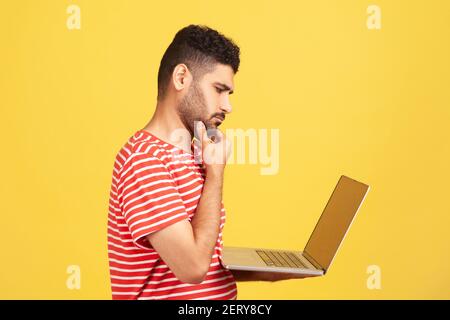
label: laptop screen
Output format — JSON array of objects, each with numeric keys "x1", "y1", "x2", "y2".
[{"x1": 304, "y1": 175, "x2": 369, "y2": 271}]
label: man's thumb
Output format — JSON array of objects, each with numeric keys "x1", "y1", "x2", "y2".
[{"x1": 195, "y1": 121, "x2": 208, "y2": 144}]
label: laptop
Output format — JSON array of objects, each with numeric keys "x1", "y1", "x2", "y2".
[{"x1": 221, "y1": 175, "x2": 370, "y2": 276}]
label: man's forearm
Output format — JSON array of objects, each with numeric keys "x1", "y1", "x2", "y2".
[
  {"x1": 231, "y1": 270, "x2": 316, "y2": 282},
  {"x1": 230, "y1": 270, "x2": 262, "y2": 282},
  {"x1": 191, "y1": 172, "x2": 224, "y2": 271},
  {"x1": 230, "y1": 270, "x2": 274, "y2": 282}
]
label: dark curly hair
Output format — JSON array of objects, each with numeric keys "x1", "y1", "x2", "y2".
[{"x1": 157, "y1": 24, "x2": 240, "y2": 101}]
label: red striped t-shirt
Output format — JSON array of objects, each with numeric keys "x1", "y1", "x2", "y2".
[{"x1": 107, "y1": 129, "x2": 237, "y2": 300}]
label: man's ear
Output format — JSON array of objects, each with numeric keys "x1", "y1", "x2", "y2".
[{"x1": 172, "y1": 63, "x2": 192, "y2": 92}]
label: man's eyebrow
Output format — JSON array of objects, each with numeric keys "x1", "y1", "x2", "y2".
[{"x1": 213, "y1": 82, "x2": 234, "y2": 94}]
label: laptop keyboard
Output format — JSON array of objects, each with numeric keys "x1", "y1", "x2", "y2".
[{"x1": 256, "y1": 250, "x2": 307, "y2": 269}]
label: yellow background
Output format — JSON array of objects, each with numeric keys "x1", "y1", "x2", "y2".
[{"x1": 1, "y1": 0, "x2": 449, "y2": 299}]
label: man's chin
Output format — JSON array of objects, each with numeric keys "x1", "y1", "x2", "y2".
[{"x1": 204, "y1": 122, "x2": 217, "y2": 130}]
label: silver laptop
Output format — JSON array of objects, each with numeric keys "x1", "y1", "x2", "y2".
[{"x1": 221, "y1": 175, "x2": 370, "y2": 276}]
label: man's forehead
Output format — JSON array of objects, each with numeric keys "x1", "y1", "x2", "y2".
[{"x1": 206, "y1": 64, "x2": 235, "y2": 89}]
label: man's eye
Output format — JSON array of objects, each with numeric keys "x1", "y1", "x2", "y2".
[{"x1": 215, "y1": 87, "x2": 224, "y2": 93}]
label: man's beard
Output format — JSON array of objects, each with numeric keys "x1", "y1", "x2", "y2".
[{"x1": 177, "y1": 80, "x2": 217, "y2": 137}]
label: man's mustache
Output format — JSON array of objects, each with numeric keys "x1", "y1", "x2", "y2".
[{"x1": 211, "y1": 113, "x2": 226, "y2": 122}]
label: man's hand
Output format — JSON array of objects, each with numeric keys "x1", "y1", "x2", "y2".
[
  {"x1": 263, "y1": 271, "x2": 320, "y2": 282},
  {"x1": 195, "y1": 121, "x2": 231, "y2": 177},
  {"x1": 230, "y1": 270, "x2": 321, "y2": 282}
]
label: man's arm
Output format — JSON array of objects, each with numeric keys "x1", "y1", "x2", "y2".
[
  {"x1": 230, "y1": 270, "x2": 264, "y2": 282},
  {"x1": 146, "y1": 123, "x2": 230, "y2": 284},
  {"x1": 230, "y1": 270, "x2": 320, "y2": 282},
  {"x1": 146, "y1": 171, "x2": 224, "y2": 284}
]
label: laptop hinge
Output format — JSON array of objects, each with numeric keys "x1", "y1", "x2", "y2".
[{"x1": 303, "y1": 251, "x2": 325, "y2": 272}]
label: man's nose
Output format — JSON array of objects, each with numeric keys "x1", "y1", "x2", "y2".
[{"x1": 220, "y1": 100, "x2": 232, "y2": 114}]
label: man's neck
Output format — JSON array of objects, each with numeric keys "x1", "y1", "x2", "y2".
[{"x1": 141, "y1": 99, "x2": 193, "y2": 154}]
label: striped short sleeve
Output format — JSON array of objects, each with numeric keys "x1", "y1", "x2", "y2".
[{"x1": 118, "y1": 151, "x2": 190, "y2": 250}]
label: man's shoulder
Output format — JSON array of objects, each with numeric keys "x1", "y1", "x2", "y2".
[
  {"x1": 115, "y1": 131, "x2": 169, "y2": 171},
  {"x1": 129, "y1": 137, "x2": 162, "y2": 158}
]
